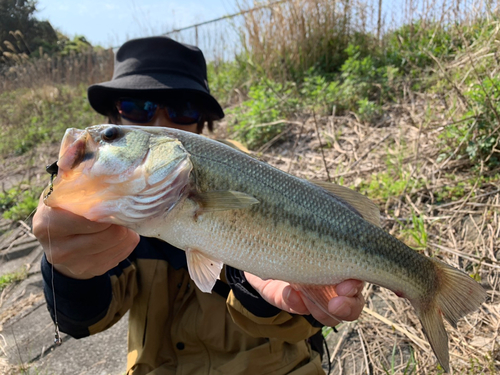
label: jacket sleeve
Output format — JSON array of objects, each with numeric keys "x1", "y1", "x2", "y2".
[
  {"x1": 41, "y1": 252, "x2": 138, "y2": 339},
  {"x1": 225, "y1": 266, "x2": 322, "y2": 344}
]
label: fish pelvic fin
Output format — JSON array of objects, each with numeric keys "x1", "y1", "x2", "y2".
[
  {"x1": 186, "y1": 248, "x2": 224, "y2": 293},
  {"x1": 412, "y1": 258, "x2": 486, "y2": 373},
  {"x1": 290, "y1": 284, "x2": 344, "y2": 325}
]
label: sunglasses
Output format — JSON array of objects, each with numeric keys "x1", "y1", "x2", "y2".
[{"x1": 116, "y1": 98, "x2": 201, "y2": 125}]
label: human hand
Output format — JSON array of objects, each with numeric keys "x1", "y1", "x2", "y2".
[
  {"x1": 32, "y1": 195, "x2": 140, "y2": 279},
  {"x1": 244, "y1": 272, "x2": 364, "y2": 327}
]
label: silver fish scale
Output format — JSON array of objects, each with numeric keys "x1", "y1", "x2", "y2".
[{"x1": 172, "y1": 131, "x2": 438, "y2": 296}]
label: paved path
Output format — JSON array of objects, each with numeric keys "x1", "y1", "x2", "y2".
[{"x1": 0, "y1": 218, "x2": 127, "y2": 375}]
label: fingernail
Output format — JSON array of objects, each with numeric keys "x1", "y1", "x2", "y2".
[
  {"x1": 346, "y1": 286, "x2": 358, "y2": 297},
  {"x1": 286, "y1": 287, "x2": 300, "y2": 305},
  {"x1": 331, "y1": 302, "x2": 351, "y2": 318},
  {"x1": 337, "y1": 284, "x2": 357, "y2": 297}
]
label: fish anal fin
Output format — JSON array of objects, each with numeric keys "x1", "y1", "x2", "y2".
[
  {"x1": 186, "y1": 248, "x2": 224, "y2": 293},
  {"x1": 194, "y1": 190, "x2": 259, "y2": 212},
  {"x1": 290, "y1": 283, "x2": 344, "y2": 324},
  {"x1": 311, "y1": 180, "x2": 380, "y2": 227},
  {"x1": 411, "y1": 258, "x2": 487, "y2": 373}
]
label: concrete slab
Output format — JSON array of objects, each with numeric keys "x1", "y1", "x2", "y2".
[
  {"x1": 1, "y1": 286, "x2": 128, "y2": 375},
  {"x1": 35, "y1": 313, "x2": 128, "y2": 375},
  {"x1": 3, "y1": 239, "x2": 39, "y2": 261},
  {"x1": 2, "y1": 299, "x2": 53, "y2": 365},
  {"x1": 0, "y1": 243, "x2": 43, "y2": 278},
  {"x1": 0, "y1": 227, "x2": 25, "y2": 251},
  {"x1": 0, "y1": 221, "x2": 128, "y2": 375}
]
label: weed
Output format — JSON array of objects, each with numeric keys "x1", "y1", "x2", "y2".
[
  {"x1": 0, "y1": 183, "x2": 43, "y2": 222},
  {"x1": 356, "y1": 98, "x2": 382, "y2": 124},
  {"x1": 461, "y1": 76, "x2": 500, "y2": 167},
  {"x1": 0, "y1": 84, "x2": 103, "y2": 157},
  {"x1": 228, "y1": 78, "x2": 298, "y2": 149},
  {"x1": 0, "y1": 267, "x2": 27, "y2": 291},
  {"x1": 207, "y1": 59, "x2": 248, "y2": 108},
  {"x1": 357, "y1": 169, "x2": 425, "y2": 203},
  {"x1": 299, "y1": 68, "x2": 341, "y2": 115},
  {"x1": 435, "y1": 182, "x2": 467, "y2": 203},
  {"x1": 402, "y1": 213, "x2": 428, "y2": 251},
  {"x1": 322, "y1": 325, "x2": 335, "y2": 338},
  {"x1": 382, "y1": 343, "x2": 417, "y2": 375}
]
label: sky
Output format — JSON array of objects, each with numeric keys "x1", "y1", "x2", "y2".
[{"x1": 35, "y1": 0, "x2": 239, "y2": 49}]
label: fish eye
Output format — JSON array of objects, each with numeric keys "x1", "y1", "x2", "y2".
[{"x1": 102, "y1": 127, "x2": 120, "y2": 142}]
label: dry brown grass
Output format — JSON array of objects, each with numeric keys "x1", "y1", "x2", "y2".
[
  {"x1": 235, "y1": 0, "x2": 500, "y2": 81},
  {"x1": 238, "y1": 0, "x2": 367, "y2": 79},
  {"x1": 0, "y1": 49, "x2": 114, "y2": 94},
  {"x1": 210, "y1": 20, "x2": 500, "y2": 368},
  {"x1": 213, "y1": 78, "x2": 499, "y2": 374}
]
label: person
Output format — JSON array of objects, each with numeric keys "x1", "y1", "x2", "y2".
[{"x1": 32, "y1": 36, "x2": 365, "y2": 375}]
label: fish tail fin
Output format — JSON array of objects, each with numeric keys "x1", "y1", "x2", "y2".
[{"x1": 411, "y1": 258, "x2": 486, "y2": 373}]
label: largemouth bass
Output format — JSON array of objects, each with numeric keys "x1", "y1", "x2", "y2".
[{"x1": 44, "y1": 125, "x2": 486, "y2": 372}]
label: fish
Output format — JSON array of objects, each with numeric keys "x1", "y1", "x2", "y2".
[{"x1": 44, "y1": 124, "x2": 486, "y2": 372}]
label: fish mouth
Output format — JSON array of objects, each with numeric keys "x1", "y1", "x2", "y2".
[{"x1": 57, "y1": 128, "x2": 89, "y2": 173}]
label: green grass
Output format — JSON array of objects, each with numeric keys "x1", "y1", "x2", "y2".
[
  {"x1": 382, "y1": 343, "x2": 417, "y2": 375},
  {"x1": 0, "y1": 183, "x2": 44, "y2": 222},
  {"x1": 0, "y1": 84, "x2": 104, "y2": 157},
  {"x1": 0, "y1": 267, "x2": 27, "y2": 291}
]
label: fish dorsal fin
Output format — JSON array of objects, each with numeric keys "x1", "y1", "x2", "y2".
[
  {"x1": 194, "y1": 191, "x2": 259, "y2": 212},
  {"x1": 215, "y1": 138, "x2": 250, "y2": 154},
  {"x1": 186, "y1": 248, "x2": 224, "y2": 293},
  {"x1": 311, "y1": 180, "x2": 381, "y2": 227}
]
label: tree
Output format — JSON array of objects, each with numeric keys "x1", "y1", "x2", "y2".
[{"x1": 0, "y1": 0, "x2": 58, "y2": 63}]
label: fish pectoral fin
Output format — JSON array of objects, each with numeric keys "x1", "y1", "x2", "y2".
[
  {"x1": 290, "y1": 283, "x2": 344, "y2": 324},
  {"x1": 194, "y1": 191, "x2": 259, "y2": 212},
  {"x1": 186, "y1": 248, "x2": 224, "y2": 293},
  {"x1": 311, "y1": 180, "x2": 381, "y2": 227}
]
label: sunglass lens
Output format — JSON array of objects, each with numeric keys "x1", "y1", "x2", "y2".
[
  {"x1": 167, "y1": 103, "x2": 200, "y2": 125},
  {"x1": 118, "y1": 99, "x2": 157, "y2": 123}
]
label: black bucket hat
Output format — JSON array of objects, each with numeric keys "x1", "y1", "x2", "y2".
[{"x1": 88, "y1": 36, "x2": 224, "y2": 120}]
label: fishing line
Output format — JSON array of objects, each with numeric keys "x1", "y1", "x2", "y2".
[
  {"x1": 46, "y1": 213, "x2": 62, "y2": 345},
  {"x1": 45, "y1": 162, "x2": 63, "y2": 346}
]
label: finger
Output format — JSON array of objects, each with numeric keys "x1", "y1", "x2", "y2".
[
  {"x1": 45, "y1": 207, "x2": 112, "y2": 236},
  {"x1": 34, "y1": 211, "x2": 111, "y2": 242},
  {"x1": 245, "y1": 273, "x2": 309, "y2": 315},
  {"x1": 334, "y1": 279, "x2": 365, "y2": 297},
  {"x1": 57, "y1": 234, "x2": 138, "y2": 277},
  {"x1": 299, "y1": 293, "x2": 342, "y2": 327},
  {"x1": 87, "y1": 239, "x2": 138, "y2": 275},
  {"x1": 328, "y1": 293, "x2": 365, "y2": 322},
  {"x1": 48, "y1": 225, "x2": 136, "y2": 265},
  {"x1": 282, "y1": 286, "x2": 309, "y2": 315},
  {"x1": 69, "y1": 225, "x2": 136, "y2": 253}
]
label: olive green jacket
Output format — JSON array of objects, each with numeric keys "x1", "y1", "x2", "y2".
[{"x1": 42, "y1": 237, "x2": 324, "y2": 375}]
